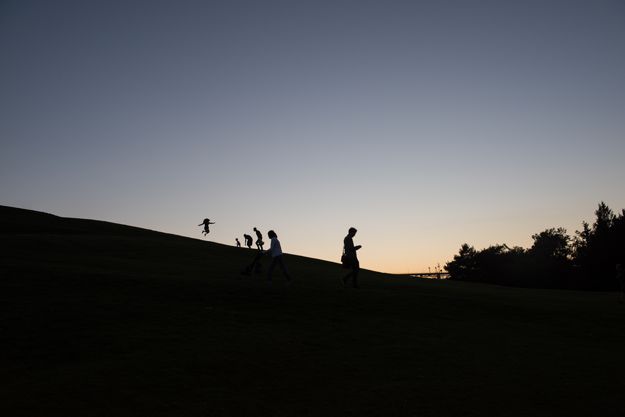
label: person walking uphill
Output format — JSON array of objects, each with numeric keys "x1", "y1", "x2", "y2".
[
  {"x1": 253, "y1": 227, "x2": 264, "y2": 251},
  {"x1": 266, "y1": 230, "x2": 291, "y2": 282},
  {"x1": 342, "y1": 227, "x2": 362, "y2": 288}
]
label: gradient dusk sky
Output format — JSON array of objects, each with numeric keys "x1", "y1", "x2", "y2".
[{"x1": 2, "y1": 0, "x2": 624, "y2": 273}]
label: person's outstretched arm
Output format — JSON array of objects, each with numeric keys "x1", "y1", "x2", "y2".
[{"x1": 355, "y1": 245, "x2": 362, "y2": 250}]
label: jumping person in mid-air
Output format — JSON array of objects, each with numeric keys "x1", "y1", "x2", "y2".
[{"x1": 198, "y1": 218, "x2": 215, "y2": 236}]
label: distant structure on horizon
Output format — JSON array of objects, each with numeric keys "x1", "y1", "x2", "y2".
[{"x1": 409, "y1": 271, "x2": 450, "y2": 280}]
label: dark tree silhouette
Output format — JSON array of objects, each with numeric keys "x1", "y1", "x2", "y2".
[
  {"x1": 530, "y1": 228, "x2": 571, "y2": 260},
  {"x1": 445, "y1": 243, "x2": 477, "y2": 281},
  {"x1": 574, "y1": 202, "x2": 624, "y2": 290},
  {"x1": 446, "y1": 202, "x2": 625, "y2": 291}
]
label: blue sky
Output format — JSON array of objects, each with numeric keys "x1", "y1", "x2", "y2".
[{"x1": 2, "y1": 0, "x2": 624, "y2": 272}]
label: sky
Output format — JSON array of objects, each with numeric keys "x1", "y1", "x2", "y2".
[{"x1": 1, "y1": 0, "x2": 625, "y2": 273}]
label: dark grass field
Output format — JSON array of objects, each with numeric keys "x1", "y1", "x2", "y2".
[{"x1": 2, "y1": 205, "x2": 624, "y2": 417}]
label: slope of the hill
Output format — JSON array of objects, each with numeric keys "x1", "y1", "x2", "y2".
[
  {"x1": 0, "y1": 204, "x2": 168, "y2": 236},
  {"x1": 1, "y1": 205, "x2": 624, "y2": 417},
  {"x1": 0, "y1": 204, "x2": 375, "y2": 286}
]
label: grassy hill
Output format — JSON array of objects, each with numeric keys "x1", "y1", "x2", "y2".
[{"x1": 1, "y1": 205, "x2": 624, "y2": 417}]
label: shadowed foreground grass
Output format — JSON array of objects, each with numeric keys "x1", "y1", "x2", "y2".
[{"x1": 1, "y1": 206, "x2": 624, "y2": 417}]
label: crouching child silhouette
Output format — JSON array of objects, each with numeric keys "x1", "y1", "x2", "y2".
[{"x1": 244, "y1": 234, "x2": 253, "y2": 249}]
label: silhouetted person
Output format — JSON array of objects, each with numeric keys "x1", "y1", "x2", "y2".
[
  {"x1": 266, "y1": 230, "x2": 291, "y2": 282},
  {"x1": 244, "y1": 234, "x2": 253, "y2": 249},
  {"x1": 236, "y1": 238, "x2": 241, "y2": 248},
  {"x1": 198, "y1": 218, "x2": 215, "y2": 236},
  {"x1": 253, "y1": 227, "x2": 264, "y2": 251},
  {"x1": 617, "y1": 264, "x2": 624, "y2": 303},
  {"x1": 342, "y1": 227, "x2": 362, "y2": 288}
]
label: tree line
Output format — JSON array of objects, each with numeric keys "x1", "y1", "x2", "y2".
[{"x1": 445, "y1": 202, "x2": 625, "y2": 290}]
